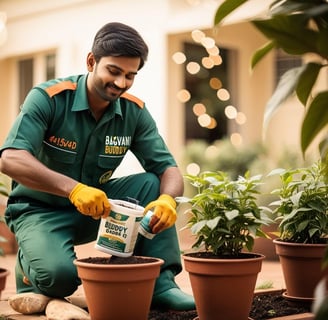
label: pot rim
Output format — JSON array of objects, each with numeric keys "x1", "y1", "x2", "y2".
[
  {"x1": 182, "y1": 251, "x2": 265, "y2": 262},
  {"x1": 73, "y1": 256, "x2": 164, "y2": 269},
  {"x1": 0, "y1": 268, "x2": 10, "y2": 276},
  {"x1": 273, "y1": 238, "x2": 328, "y2": 247}
]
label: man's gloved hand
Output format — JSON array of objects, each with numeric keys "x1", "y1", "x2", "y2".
[
  {"x1": 144, "y1": 194, "x2": 177, "y2": 234},
  {"x1": 69, "y1": 183, "x2": 111, "y2": 219}
]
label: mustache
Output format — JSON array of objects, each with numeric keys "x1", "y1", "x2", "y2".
[{"x1": 107, "y1": 83, "x2": 126, "y2": 91}]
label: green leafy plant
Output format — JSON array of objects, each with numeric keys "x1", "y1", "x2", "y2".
[
  {"x1": 256, "y1": 280, "x2": 274, "y2": 290},
  {"x1": 214, "y1": 0, "x2": 328, "y2": 159},
  {"x1": 269, "y1": 160, "x2": 328, "y2": 244},
  {"x1": 177, "y1": 171, "x2": 273, "y2": 256}
]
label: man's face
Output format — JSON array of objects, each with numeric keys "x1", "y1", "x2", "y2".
[{"x1": 87, "y1": 54, "x2": 141, "y2": 102}]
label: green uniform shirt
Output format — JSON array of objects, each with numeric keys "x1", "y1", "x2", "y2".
[{"x1": 1, "y1": 74, "x2": 177, "y2": 206}]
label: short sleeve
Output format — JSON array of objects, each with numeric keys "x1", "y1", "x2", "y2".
[{"x1": 0, "y1": 88, "x2": 53, "y2": 157}]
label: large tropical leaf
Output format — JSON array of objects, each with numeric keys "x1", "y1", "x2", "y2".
[
  {"x1": 264, "y1": 65, "x2": 307, "y2": 129},
  {"x1": 251, "y1": 41, "x2": 276, "y2": 69},
  {"x1": 295, "y1": 62, "x2": 322, "y2": 106},
  {"x1": 301, "y1": 91, "x2": 328, "y2": 154},
  {"x1": 317, "y1": 28, "x2": 328, "y2": 58},
  {"x1": 214, "y1": 0, "x2": 248, "y2": 25},
  {"x1": 252, "y1": 14, "x2": 319, "y2": 56},
  {"x1": 270, "y1": 0, "x2": 328, "y2": 16}
]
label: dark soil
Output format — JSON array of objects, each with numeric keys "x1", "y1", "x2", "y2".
[
  {"x1": 78, "y1": 257, "x2": 313, "y2": 319},
  {"x1": 78, "y1": 256, "x2": 157, "y2": 264},
  {"x1": 149, "y1": 290, "x2": 312, "y2": 319}
]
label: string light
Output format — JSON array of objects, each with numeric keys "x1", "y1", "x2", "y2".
[
  {"x1": 191, "y1": 29, "x2": 205, "y2": 43},
  {"x1": 230, "y1": 133, "x2": 243, "y2": 146},
  {"x1": 225, "y1": 105, "x2": 238, "y2": 119},
  {"x1": 193, "y1": 103, "x2": 206, "y2": 116},
  {"x1": 171, "y1": 27, "x2": 247, "y2": 140},
  {"x1": 186, "y1": 162, "x2": 200, "y2": 175},
  {"x1": 217, "y1": 88, "x2": 230, "y2": 101},
  {"x1": 186, "y1": 61, "x2": 201, "y2": 74},
  {"x1": 177, "y1": 89, "x2": 191, "y2": 103}
]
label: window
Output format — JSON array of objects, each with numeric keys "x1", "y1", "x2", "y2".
[
  {"x1": 45, "y1": 53, "x2": 56, "y2": 80},
  {"x1": 18, "y1": 58, "x2": 33, "y2": 108},
  {"x1": 275, "y1": 49, "x2": 302, "y2": 85},
  {"x1": 18, "y1": 52, "x2": 56, "y2": 107},
  {"x1": 184, "y1": 42, "x2": 233, "y2": 143}
]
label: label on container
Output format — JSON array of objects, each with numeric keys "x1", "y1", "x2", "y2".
[
  {"x1": 139, "y1": 210, "x2": 156, "y2": 239},
  {"x1": 95, "y1": 200, "x2": 144, "y2": 257}
]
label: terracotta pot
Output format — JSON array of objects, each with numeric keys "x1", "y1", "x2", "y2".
[
  {"x1": 273, "y1": 239, "x2": 328, "y2": 300},
  {"x1": 0, "y1": 267, "x2": 10, "y2": 299},
  {"x1": 183, "y1": 252, "x2": 265, "y2": 320},
  {"x1": 253, "y1": 223, "x2": 279, "y2": 261},
  {"x1": 74, "y1": 256, "x2": 163, "y2": 320}
]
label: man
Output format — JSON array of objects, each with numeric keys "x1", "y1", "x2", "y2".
[{"x1": 0, "y1": 22, "x2": 195, "y2": 317}]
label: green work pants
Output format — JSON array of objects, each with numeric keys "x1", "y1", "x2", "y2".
[{"x1": 5, "y1": 172, "x2": 182, "y2": 297}]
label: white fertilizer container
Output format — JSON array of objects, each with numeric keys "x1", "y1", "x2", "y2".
[{"x1": 95, "y1": 199, "x2": 144, "y2": 257}]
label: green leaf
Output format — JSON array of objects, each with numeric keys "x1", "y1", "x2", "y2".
[
  {"x1": 267, "y1": 168, "x2": 286, "y2": 177},
  {"x1": 301, "y1": 91, "x2": 328, "y2": 154},
  {"x1": 252, "y1": 15, "x2": 319, "y2": 55},
  {"x1": 317, "y1": 28, "x2": 328, "y2": 58},
  {"x1": 251, "y1": 41, "x2": 276, "y2": 69},
  {"x1": 319, "y1": 137, "x2": 328, "y2": 161},
  {"x1": 314, "y1": 292, "x2": 328, "y2": 320},
  {"x1": 270, "y1": 1, "x2": 327, "y2": 16},
  {"x1": 191, "y1": 220, "x2": 207, "y2": 234},
  {"x1": 225, "y1": 209, "x2": 239, "y2": 220},
  {"x1": 296, "y1": 62, "x2": 322, "y2": 106},
  {"x1": 264, "y1": 65, "x2": 307, "y2": 129},
  {"x1": 297, "y1": 220, "x2": 309, "y2": 233},
  {"x1": 214, "y1": 0, "x2": 248, "y2": 25},
  {"x1": 206, "y1": 217, "x2": 220, "y2": 230},
  {"x1": 290, "y1": 192, "x2": 302, "y2": 206}
]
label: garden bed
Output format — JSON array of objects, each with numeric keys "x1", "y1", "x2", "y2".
[{"x1": 148, "y1": 289, "x2": 314, "y2": 320}]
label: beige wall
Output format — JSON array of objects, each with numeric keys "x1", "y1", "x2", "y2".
[{"x1": 0, "y1": 0, "x2": 322, "y2": 171}]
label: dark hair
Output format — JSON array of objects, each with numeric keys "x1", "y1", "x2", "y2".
[{"x1": 91, "y1": 22, "x2": 149, "y2": 70}]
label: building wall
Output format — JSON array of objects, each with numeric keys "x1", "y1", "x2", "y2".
[{"x1": 0, "y1": 0, "x2": 320, "y2": 173}]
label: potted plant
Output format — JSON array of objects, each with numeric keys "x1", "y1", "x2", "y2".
[
  {"x1": 74, "y1": 255, "x2": 163, "y2": 320},
  {"x1": 177, "y1": 170, "x2": 273, "y2": 320},
  {"x1": 213, "y1": 0, "x2": 328, "y2": 316},
  {"x1": 268, "y1": 160, "x2": 328, "y2": 301},
  {"x1": 73, "y1": 199, "x2": 164, "y2": 320}
]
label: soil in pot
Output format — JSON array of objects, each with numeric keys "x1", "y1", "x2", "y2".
[
  {"x1": 79, "y1": 256, "x2": 157, "y2": 264},
  {"x1": 75, "y1": 255, "x2": 163, "y2": 320},
  {"x1": 76, "y1": 257, "x2": 312, "y2": 320},
  {"x1": 148, "y1": 290, "x2": 312, "y2": 320}
]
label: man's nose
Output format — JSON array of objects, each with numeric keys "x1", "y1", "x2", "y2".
[{"x1": 114, "y1": 76, "x2": 126, "y2": 89}]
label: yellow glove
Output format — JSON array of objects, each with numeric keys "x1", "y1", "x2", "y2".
[
  {"x1": 69, "y1": 183, "x2": 111, "y2": 219},
  {"x1": 144, "y1": 194, "x2": 177, "y2": 234}
]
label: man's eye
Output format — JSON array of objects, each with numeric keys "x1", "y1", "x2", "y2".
[
  {"x1": 109, "y1": 69, "x2": 120, "y2": 76},
  {"x1": 126, "y1": 74, "x2": 135, "y2": 81}
]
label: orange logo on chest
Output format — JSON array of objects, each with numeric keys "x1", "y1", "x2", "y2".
[{"x1": 48, "y1": 136, "x2": 77, "y2": 150}]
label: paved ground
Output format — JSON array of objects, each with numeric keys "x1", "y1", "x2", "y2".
[{"x1": 0, "y1": 230, "x2": 286, "y2": 319}]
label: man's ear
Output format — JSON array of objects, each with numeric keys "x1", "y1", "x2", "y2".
[{"x1": 87, "y1": 52, "x2": 96, "y2": 72}]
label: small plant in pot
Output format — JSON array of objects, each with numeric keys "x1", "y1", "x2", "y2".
[
  {"x1": 74, "y1": 199, "x2": 164, "y2": 320},
  {"x1": 269, "y1": 160, "x2": 328, "y2": 301},
  {"x1": 177, "y1": 170, "x2": 273, "y2": 320}
]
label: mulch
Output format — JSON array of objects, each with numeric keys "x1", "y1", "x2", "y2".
[{"x1": 148, "y1": 290, "x2": 312, "y2": 320}]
